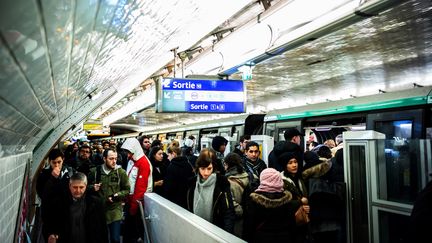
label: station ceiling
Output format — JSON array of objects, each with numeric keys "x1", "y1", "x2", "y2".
[
  {"x1": 1, "y1": 0, "x2": 432, "y2": 155},
  {"x1": 113, "y1": 0, "x2": 432, "y2": 133}
]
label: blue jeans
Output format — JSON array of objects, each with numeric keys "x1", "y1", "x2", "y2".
[{"x1": 108, "y1": 220, "x2": 121, "y2": 243}]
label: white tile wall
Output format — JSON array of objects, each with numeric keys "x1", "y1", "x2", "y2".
[{"x1": 0, "y1": 152, "x2": 31, "y2": 242}]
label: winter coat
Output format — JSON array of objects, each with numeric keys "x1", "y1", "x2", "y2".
[
  {"x1": 164, "y1": 156, "x2": 195, "y2": 209},
  {"x1": 88, "y1": 165, "x2": 130, "y2": 224},
  {"x1": 122, "y1": 138, "x2": 153, "y2": 215},
  {"x1": 281, "y1": 172, "x2": 310, "y2": 243},
  {"x1": 243, "y1": 157, "x2": 267, "y2": 178},
  {"x1": 226, "y1": 168, "x2": 249, "y2": 217},
  {"x1": 36, "y1": 166, "x2": 73, "y2": 239},
  {"x1": 226, "y1": 168, "x2": 250, "y2": 238},
  {"x1": 302, "y1": 159, "x2": 346, "y2": 234},
  {"x1": 150, "y1": 159, "x2": 167, "y2": 195},
  {"x1": 243, "y1": 191, "x2": 299, "y2": 243},
  {"x1": 56, "y1": 193, "x2": 108, "y2": 243},
  {"x1": 186, "y1": 174, "x2": 235, "y2": 233}
]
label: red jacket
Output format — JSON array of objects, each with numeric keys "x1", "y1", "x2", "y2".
[{"x1": 122, "y1": 138, "x2": 153, "y2": 215}]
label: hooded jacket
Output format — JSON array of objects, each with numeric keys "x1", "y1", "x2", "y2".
[
  {"x1": 121, "y1": 138, "x2": 153, "y2": 215},
  {"x1": 243, "y1": 191, "x2": 299, "y2": 243}
]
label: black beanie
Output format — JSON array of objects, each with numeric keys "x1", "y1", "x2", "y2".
[{"x1": 212, "y1": 136, "x2": 228, "y2": 151}]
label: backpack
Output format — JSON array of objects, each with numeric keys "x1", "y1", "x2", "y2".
[{"x1": 233, "y1": 167, "x2": 259, "y2": 208}]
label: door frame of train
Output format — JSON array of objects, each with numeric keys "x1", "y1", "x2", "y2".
[{"x1": 344, "y1": 131, "x2": 385, "y2": 243}]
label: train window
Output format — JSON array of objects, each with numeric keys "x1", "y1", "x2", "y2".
[
  {"x1": 376, "y1": 210, "x2": 409, "y2": 243},
  {"x1": 375, "y1": 120, "x2": 412, "y2": 140},
  {"x1": 377, "y1": 138, "x2": 420, "y2": 205},
  {"x1": 265, "y1": 123, "x2": 275, "y2": 138}
]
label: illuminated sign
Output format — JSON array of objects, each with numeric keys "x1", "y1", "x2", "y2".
[
  {"x1": 83, "y1": 119, "x2": 110, "y2": 136},
  {"x1": 156, "y1": 78, "x2": 246, "y2": 113}
]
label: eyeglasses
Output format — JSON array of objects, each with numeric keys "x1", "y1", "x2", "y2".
[{"x1": 81, "y1": 150, "x2": 91, "y2": 153}]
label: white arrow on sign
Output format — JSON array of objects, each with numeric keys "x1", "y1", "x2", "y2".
[
  {"x1": 164, "y1": 92, "x2": 171, "y2": 99},
  {"x1": 162, "y1": 79, "x2": 171, "y2": 88}
]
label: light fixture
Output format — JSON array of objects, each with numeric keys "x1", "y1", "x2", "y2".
[
  {"x1": 184, "y1": 0, "x2": 394, "y2": 75},
  {"x1": 103, "y1": 85, "x2": 156, "y2": 125}
]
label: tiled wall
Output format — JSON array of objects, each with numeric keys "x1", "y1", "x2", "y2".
[{"x1": 0, "y1": 152, "x2": 31, "y2": 242}]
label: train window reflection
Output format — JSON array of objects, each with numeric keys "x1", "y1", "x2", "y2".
[
  {"x1": 375, "y1": 120, "x2": 412, "y2": 139},
  {"x1": 377, "y1": 139, "x2": 420, "y2": 204},
  {"x1": 377, "y1": 210, "x2": 409, "y2": 243}
]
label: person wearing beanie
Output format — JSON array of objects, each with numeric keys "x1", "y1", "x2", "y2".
[
  {"x1": 243, "y1": 168, "x2": 300, "y2": 243},
  {"x1": 211, "y1": 136, "x2": 228, "y2": 175},
  {"x1": 268, "y1": 128, "x2": 304, "y2": 172},
  {"x1": 279, "y1": 152, "x2": 311, "y2": 243}
]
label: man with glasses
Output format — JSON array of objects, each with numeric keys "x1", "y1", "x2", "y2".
[{"x1": 66, "y1": 144, "x2": 95, "y2": 176}]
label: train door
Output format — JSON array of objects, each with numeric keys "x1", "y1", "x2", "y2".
[
  {"x1": 185, "y1": 130, "x2": 199, "y2": 154},
  {"x1": 264, "y1": 120, "x2": 302, "y2": 142},
  {"x1": 344, "y1": 131, "x2": 432, "y2": 243},
  {"x1": 199, "y1": 128, "x2": 218, "y2": 152}
]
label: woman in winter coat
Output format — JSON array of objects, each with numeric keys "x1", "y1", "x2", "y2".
[
  {"x1": 224, "y1": 152, "x2": 250, "y2": 238},
  {"x1": 148, "y1": 146, "x2": 167, "y2": 195},
  {"x1": 279, "y1": 152, "x2": 311, "y2": 243},
  {"x1": 243, "y1": 168, "x2": 299, "y2": 243},
  {"x1": 302, "y1": 148, "x2": 346, "y2": 243},
  {"x1": 186, "y1": 148, "x2": 235, "y2": 233},
  {"x1": 164, "y1": 145, "x2": 195, "y2": 209}
]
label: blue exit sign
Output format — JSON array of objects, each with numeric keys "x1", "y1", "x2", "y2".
[{"x1": 156, "y1": 78, "x2": 246, "y2": 113}]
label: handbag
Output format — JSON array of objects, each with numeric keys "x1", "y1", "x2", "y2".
[{"x1": 295, "y1": 205, "x2": 310, "y2": 225}]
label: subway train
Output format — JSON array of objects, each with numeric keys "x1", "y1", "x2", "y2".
[
  {"x1": 135, "y1": 85, "x2": 431, "y2": 151},
  {"x1": 129, "y1": 85, "x2": 431, "y2": 243}
]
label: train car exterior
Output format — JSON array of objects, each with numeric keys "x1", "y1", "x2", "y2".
[{"x1": 263, "y1": 86, "x2": 432, "y2": 243}]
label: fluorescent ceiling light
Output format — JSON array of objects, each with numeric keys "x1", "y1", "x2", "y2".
[
  {"x1": 185, "y1": 0, "x2": 389, "y2": 75},
  {"x1": 261, "y1": 0, "x2": 353, "y2": 49},
  {"x1": 103, "y1": 86, "x2": 156, "y2": 125}
]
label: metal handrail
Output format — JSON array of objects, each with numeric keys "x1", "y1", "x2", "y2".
[{"x1": 137, "y1": 199, "x2": 152, "y2": 243}]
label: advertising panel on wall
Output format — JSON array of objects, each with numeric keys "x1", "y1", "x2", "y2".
[{"x1": 156, "y1": 78, "x2": 246, "y2": 113}]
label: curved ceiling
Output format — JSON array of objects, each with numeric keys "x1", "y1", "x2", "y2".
[
  {"x1": 1, "y1": 0, "x2": 432, "y2": 158},
  {"x1": 112, "y1": 0, "x2": 432, "y2": 133}
]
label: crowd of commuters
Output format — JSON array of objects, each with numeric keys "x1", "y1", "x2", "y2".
[{"x1": 36, "y1": 130, "x2": 427, "y2": 243}]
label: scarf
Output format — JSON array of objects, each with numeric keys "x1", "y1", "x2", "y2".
[{"x1": 193, "y1": 173, "x2": 216, "y2": 222}]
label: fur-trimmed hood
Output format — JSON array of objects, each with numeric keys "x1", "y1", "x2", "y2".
[
  {"x1": 302, "y1": 159, "x2": 332, "y2": 180},
  {"x1": 250, "y1": 191, "x2": 293, "y2": 208}
]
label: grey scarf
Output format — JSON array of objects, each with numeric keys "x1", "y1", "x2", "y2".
[{"x1": 193, "y1": 173, "x2": 216, "y2": 222}]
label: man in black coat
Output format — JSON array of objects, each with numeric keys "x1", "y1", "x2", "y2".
[
  {"x1": 36, "y1": 149, "x2": 73, "y2": 242},
  {"x1": 268, "y1": 128, "x2": 304, "y2": 172},
  {"x1": 47, "y1": 172, "x2": 108, "y2": 243}
]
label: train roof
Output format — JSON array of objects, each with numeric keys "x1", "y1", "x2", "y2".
[{"x1": 264, "y1": 86, "x2": 432, "y2": 122}]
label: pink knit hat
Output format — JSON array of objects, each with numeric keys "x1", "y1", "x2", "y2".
[{"x1": 256, "y1": 168, "x2": 284, "y2": 193}]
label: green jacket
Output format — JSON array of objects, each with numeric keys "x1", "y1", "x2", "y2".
[{"x1": 88, "y1": 165, "x2": 130, "y2": 224}]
